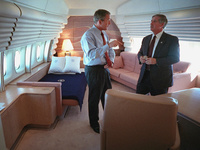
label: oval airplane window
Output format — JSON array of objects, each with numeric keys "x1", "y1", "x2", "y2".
[
  {"x1": 44, "y1": 41, "x2": 50, "y2": 61},
  {"x1": 15, "y1": 50, "x2": 20, "y2": 70},
  {"x1": 36, "y1": 45, "x2": 40, "y2": 60},
  {"x1": 4, "y1": 54, "x2": 6, "y2": 76}
]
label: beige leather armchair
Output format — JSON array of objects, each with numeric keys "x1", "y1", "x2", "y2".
[{"x1": 100, "y1": 89, "x2": 180, "y2": 150}]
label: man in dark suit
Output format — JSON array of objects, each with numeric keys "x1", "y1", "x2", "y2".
[{"x1": 136, "y1": 14, "x2": 180, "y2": 96}]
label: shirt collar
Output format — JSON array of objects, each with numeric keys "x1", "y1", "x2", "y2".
[
  {"x1": 153, "y1": 30, "x2": 163, "y2": 39},
  {"x1": 93, "y1": 25, "x2": 102, "y2": 34}
]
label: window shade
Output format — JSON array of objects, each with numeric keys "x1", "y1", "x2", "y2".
[
  {"x1": 0, "y1": 1, "x2": 67, "y2": 51},
  {"x1": 116, "y1": 7, "x2": 200, "y2": 51},
  {"x1": 0, "y1": 1, "x2": 20, "y2": 52}
]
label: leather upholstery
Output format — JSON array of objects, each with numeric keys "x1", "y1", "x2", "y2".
[{"x1": 101, "y1": 89, "x2": 179, "y2": 150}]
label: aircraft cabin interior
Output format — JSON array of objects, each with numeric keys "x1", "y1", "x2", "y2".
[{"x1": 0, "y1": 0, "x2": 200, "y2": 150}]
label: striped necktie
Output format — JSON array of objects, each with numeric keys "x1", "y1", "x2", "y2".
[
  {"x1": 148, "y1": 36, "x2": 156, "y2": 57},
  {"x1": 146, "y1": 35, "x2": 156, "y2": 70},
  {"x1": 101, "y1": 32, "x2": 112, "y2": 67}
]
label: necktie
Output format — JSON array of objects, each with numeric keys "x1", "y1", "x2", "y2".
[
  {"x1": 146, "y1": 35, "x2": 156, "y2": 70},
  {"x1": 148, "y1": 35, "x2": 156, "y2": 57},
  {"x1": 101, "y1": 32, "x2": 112, "y2": 67}
]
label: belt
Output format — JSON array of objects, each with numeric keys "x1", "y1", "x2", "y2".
[{"x1": 85, "y1": 65, "x2": 105, "y2": 68}]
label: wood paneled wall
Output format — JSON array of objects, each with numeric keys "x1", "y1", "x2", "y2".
[{"x1": 55, "y1": 16, "x2": 124, "y2": 57}]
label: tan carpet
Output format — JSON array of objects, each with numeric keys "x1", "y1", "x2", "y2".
[{"x1": 15, "y1": 80, "x2": 135, "y2": 150}]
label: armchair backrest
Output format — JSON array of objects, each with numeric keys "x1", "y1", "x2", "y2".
[{"x1": 101, "y1": 89, "x2": 178, "y2": 150}]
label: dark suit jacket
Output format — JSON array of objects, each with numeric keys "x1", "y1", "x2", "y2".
[{"x1": 137, "y1": 32, "x2": 180, "y2": 90}]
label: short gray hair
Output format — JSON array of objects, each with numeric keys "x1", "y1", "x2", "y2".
[
  {"x1": 153, "y1": 14, "x2": 168, "y2": 28},
  {"x1": 93, "y1": 9, "x2": 110, "y2": 24}
]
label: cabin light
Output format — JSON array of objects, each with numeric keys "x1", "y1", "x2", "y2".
[{"x1": 62, "y1": 39, "x2": 74, "y2": 56}]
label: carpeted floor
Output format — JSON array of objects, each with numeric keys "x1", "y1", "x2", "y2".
[{"x1": 15, "y1": 80, "x2": 135, "y2": 150}]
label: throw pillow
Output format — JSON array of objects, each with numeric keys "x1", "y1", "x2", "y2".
[
  {"x1": 48, "y1": 56, "x2": 66, "y2": 73},
  {"x1": 63, "y1": 56, "x2": 81, "y2": 73},
  {"x1": 113, "y1": 56, "x2": 124, "y2": 69}
]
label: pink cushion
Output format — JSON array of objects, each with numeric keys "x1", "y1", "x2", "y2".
[
  {"x1": 173, "y1": 61, "x2": 190, "y2": 73},
  {"x1": 133, "y1": 57, "x2": 142, "y2": 74},
  {"x1": 120, "y1": 52, "x2": 137, "y2": 71},
  {"x1": 109, "y1": 68, "x2": 130, "y2": 78},
  {"x1": 120, "y1": 72, "x2": 139, "y2": 85},
  {"x1": 113, "y1": 56, "x2": 124, "y2": 69}
]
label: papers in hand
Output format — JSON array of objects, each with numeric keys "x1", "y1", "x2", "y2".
[
  {"x1": 0, "y1": 103, "x2": 5, "y2": 111},
  {"x1": 109, "y1": 39, "x2": 119, "y2": 49}
]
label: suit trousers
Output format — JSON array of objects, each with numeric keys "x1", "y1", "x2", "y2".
[
  {"x1": 136, "y1": 70, "x2": 168, "y2": 96},
  {"x1": 85, "y1": 65, "x2": 112, "y2": 127}
]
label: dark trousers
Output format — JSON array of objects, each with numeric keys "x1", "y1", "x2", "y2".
[
  {"x1": 136, "y1": 70, "x2": 168, "y2": 96},
  {"x1": 85, "y1": 65, "x2": 112, "y2": 127}
]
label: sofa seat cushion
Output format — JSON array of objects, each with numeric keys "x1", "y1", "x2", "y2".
[
  {"x1": 120, "y1": 72, "x2": 139, "y2": 85},
  {"x1": 109, "y1": 68, "x2": 130, "y2": 78}
]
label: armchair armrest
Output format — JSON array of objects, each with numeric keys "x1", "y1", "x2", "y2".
[
  {"x1": 17, "y1": 81, "x2": 62, "y2": 116},
  {"x1": 169, "y1": 72, "x2": 197, "y2": 93},
  {"x1": 170, "y1": 123, "x2": 180, "y2": 150}
]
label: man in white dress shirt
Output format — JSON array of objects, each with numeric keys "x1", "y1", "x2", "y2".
[{"x1": 81, "y1": 9, "x2": 122, "y2": 133}]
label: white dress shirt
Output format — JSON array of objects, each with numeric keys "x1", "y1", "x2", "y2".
[
  {"x1": 81, "y1": 25, "x2": 115, "y2": 66},
  {"x1": 151, "y1": 30, "x2": 164, "y2": 57}
]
